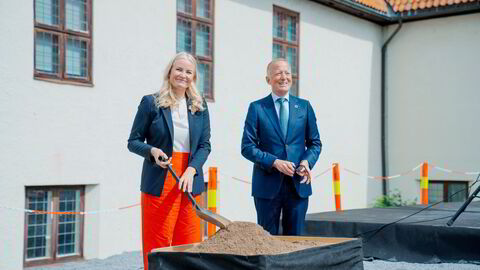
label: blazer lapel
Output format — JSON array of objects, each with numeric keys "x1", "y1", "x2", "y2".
[
  {"x1": 162, "y1": 106, "x2": 174, "y2": 141},
  {"x1": 262, "y1": 96, "x2": 285, "y2": 143},
  {"x1": 286, "y1": 96, "x2": 298, "y2": 141}
]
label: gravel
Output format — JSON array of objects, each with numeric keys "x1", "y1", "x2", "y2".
[
  {"x1": 28, "y1": 251, "x2": 143, "y2": 270},
  {"x1": 28, "y1": 251, "x2": 480, "y2": 270},
  {"x1": 364, "y1": 260, "x2": 480, "y2": 270}
]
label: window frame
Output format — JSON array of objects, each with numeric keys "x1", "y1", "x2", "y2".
[
  {"x1": 428, "y1": 180, "x2": 469, "y2": 203},
  {"x1": 176, "y1": 0, "x2": 215, "y2": 101},
  {"x1": 23, "y1": 186, "x2": 85, "y2": 267},
  {"x1": 33, "y1": 0, "x2": 93, "y2": 85},
  {"x1": 272, "y1": 5, "x2": 300, "y2": 96}
]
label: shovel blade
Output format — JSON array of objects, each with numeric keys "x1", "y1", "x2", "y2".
[
  {"x1": 164, "y1": 164, "x2": 231, "y2": 230},
  {"x1": 195, "y1": 208, "x2": 231, "y2": 229}
]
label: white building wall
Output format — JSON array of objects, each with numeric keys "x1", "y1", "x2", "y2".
[
  {"x1": 0, "y1": 1, "x2": 176, "y2": 269},
  {"x1": 0, "y1": 0, "x2": 382, "y2": 269},
  {"x1": 210, "y1": 0, "x2": 383, "y2": 222},
  {"x1": 386, "y1": 14, "x2": 480, "y2": 202}
]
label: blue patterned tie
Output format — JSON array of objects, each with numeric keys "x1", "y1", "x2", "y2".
[{"x1": 277, "y1": 98, "x2": 288, "y2": 137}]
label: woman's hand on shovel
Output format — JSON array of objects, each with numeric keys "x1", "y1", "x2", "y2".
[
  {"x1": 179, "y1": 167, "x2": 196, "y2": 193},
  {"x1": 150, "y1": 147, "x2": 171, "y2": 168}
]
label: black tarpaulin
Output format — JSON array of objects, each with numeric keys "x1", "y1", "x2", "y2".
[
  {"x1": 148, "y1": 238, "x2": 364, "y2": 270},
  {"x1": 305, "y1": 202, "x2": 480, "y2": 263}
]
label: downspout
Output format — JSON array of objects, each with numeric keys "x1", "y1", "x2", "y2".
[{"x1": 381, "y1": 8, "x2": 402, "y2": 196}]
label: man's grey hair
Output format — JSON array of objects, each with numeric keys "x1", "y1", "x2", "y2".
[{"x1": 266, "y1": 58, "x2": 291, "y2": 77}]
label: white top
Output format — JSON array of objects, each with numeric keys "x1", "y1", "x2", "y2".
[
  {"x1": 171, "y1": 99, "x2": 190, "y2": 152},
  {"x1": 271, "y1": 92, "x2": 290, "y2": 118}
]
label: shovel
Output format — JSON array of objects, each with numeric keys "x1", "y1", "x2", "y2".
[{"x1": 165, "y1": 163, "x2": 231, "y2": 230}]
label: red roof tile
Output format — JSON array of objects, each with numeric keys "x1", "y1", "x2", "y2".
[{"x1": 354, "y1": 0, "x2": 389, "y2": 13}]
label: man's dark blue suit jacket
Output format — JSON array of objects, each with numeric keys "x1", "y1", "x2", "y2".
[{"x1": 241, "y1": 94, "x2": 322, "y2": 199}]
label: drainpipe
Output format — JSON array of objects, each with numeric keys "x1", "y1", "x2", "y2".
[{"x1": 381, "y1": 8, "x2": 402, "y2": 196}]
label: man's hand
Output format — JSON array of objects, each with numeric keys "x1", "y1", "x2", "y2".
[
  {"x1": 273, "y1": 159, "x2": 296, "y2": 177},
  {"x1": 150, "y1": 147, "x2": 171, "y2": 168},
  {"x1": 296, "y1": 160, "x2": 312, "y2": 184},
  {"x1": 179, "y1": 166, "x2": 196, "y2": 192}
]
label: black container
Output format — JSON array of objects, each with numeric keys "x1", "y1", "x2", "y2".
[{"x1": 148, "y1": 236, "x2": 363, "y2": 270}]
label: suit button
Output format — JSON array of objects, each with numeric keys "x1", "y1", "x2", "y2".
[{"x1": 285, "y1": 144, "x2": 288, "y2": 149}]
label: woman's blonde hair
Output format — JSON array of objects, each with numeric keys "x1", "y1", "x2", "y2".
[{"x1": 154, "y1": 52, "x2": 205, "y2": 113}]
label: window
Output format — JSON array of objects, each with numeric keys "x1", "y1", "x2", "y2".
[
  {"x1": 34, "y1": 0, "x2": 93, "y2": 85},
  {"x1": 176, "y1": 0, "x2": 214, "y2": 101},
  {"x1": 24, "y1": 186, "x2": 85, "y2": 267},
  {"x1": 273, "y1": 6, "x2": 299, "y2": 96},
  {"x1": 428, "y1": 181, "x2": 468, "y2": 204}
]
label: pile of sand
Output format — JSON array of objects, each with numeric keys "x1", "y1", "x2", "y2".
[{"x1": 188, "y1": 221, "x2": 325, "y2": 255}]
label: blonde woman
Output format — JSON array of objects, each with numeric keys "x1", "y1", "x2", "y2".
[{"x1": 128, "y1": 52, "x2": 210, "y2": 269}]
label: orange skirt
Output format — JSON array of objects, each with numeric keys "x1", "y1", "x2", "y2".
[{"x1": 141, "y1": 152, "x2": 202, "y2": 269}]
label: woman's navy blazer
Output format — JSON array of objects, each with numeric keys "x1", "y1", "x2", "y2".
[{"x1": 128, "y1": 94, "x2": 211, "y2": 196}]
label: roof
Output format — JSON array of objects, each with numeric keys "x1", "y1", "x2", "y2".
[
  {"x1": 311, "y1": 0, "x2": 480, "y2": 25},
  {"x1": 353, "y1": 0, "x2": 480, "y2": 13},
  {"x1": 388, "y1": 0, "x2": 480, "y2": 12},
  {"x1": 354, "y1": 0, "x2": 389, "y2": 13}
]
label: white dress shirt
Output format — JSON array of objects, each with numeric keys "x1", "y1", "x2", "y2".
[{"x1": 171, "y1": 99, "x2": 190, "y2": 153}]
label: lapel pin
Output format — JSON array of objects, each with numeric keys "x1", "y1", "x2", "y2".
[{"x1": 294, "y1": 105, "x2": 299, "y2": 109}]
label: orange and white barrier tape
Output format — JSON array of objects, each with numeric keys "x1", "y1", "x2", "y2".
[
  {"x1": 315, "y1": 166, "x2": 333, "y2": 179},
  {"x1": 6, "y1": 163, "x2": 476, "y2": 215},
  {"x1": 0, "y1": 203, "x2": 140, "y2": 215},
  {"x1": 429, "y1": 164, "x2": 480, "y2": 175},
  {"x1": 342, "y1": 163, "x2": 423, "y2": 180},
  {"x1": 218, "y1": 166, "x2": 333, "y2": 185}
]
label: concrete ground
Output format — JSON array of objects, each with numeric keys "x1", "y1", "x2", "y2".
[{"x1": 27, "y1": 251, "x2": 480, "y2": 270}]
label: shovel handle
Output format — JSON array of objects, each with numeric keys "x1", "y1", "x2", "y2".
[{"x1": 165, "y1": 164, "x2": 200, "y2": 210}]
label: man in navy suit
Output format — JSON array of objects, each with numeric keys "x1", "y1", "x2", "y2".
[{"x1": 241, "y1": 59, "x2": 322, "y2": 235}]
